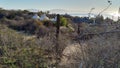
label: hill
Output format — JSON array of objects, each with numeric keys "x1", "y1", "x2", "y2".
[{"x1": 0, "y1": 8, "x2": 120, "y2": 68}]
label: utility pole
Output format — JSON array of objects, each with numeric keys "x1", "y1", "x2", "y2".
[
  {"x1": 88, "y1": 8, "x2": 95, "y2": 24},
  {"x1": 88, "y1": 8, "x2": 95, "y2": 19},
  {"x1": 93, "y1": 15, "x2": 96, "y2": 24},
  {"x1": 98, "y1": 0, "x2": 112, "y2": 16},
  {"x1": 94, "y1": 0, "x2": 112, "y2": 25}
]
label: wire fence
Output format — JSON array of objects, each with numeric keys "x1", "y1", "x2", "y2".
[{"x1": 53, "y1": 17, "x2": 120, "y2": 68}]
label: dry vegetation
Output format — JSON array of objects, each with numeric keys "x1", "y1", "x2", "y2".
[
  {"x1": 0, "y1": 24, "x2": 49, "y2": 68},
  {"x1": 0, "y1": 24, "x2": 71, "y2": 68},
  {"x1": 0, "y1": 8, "x2": 120, "y2": 68},
  {"x1": 0, "y1": 22, "x2": 120, "y2": 68}
]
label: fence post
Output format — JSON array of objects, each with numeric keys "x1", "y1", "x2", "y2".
[
  {"x1": 55, "y1": 14, "x2": 60, "y2": 68},
  {"x1": 56, "y1": 14, "x2": 60, "y2": 39},
  {"x1": 77, "y1": 23, "x2": 82, "y2": 35},
  {"x1": 77, "y1": 23, "x2": 80, "y2": 35}
]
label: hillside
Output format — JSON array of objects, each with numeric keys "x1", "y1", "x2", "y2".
[{"x1": 0, "y1": 8, "x2": 120, "y2": 68}]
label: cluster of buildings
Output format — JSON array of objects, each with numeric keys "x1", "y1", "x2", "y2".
[{"x1": 32, "y1": 14, "x2": 57, "y2": 21}]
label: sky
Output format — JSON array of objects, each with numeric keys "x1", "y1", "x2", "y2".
[{"x1": 0, "y1": 0, "x2": 120, "y2": 16}]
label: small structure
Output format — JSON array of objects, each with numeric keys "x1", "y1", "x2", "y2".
[
  {"x1": 32, "y1": 13, "x2": 57, "y2": 22},
  {"x1": 40, "y1": 14, "x2": 49, "y2": 21},
  {"x1": 32, "y1": 14, "x2": 40, "y2": 19},
  {"x1": 50, "y1": 16, "x2": 57, "y2": 22}
]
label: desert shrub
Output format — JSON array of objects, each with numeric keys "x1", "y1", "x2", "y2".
[
  {"x1": 23, "y1": 20, "x2": 38, "y2": 34},
  {"x1": 43, "y1": 20, "x2": 54, "y2": 27},
  {"x1": 7, "y1": 19, "x2": 39, "y2": 34},
  {"x1": 14, "y1": 16, "x2": 24, "y2": 21},
  {"x1": 22, "y1": 10, "x2": 29, "y2": 14},
  {"x1": 85, "y1": 34, "x2": 120, "y2": 68},
  {"x1": 34, "y1": 20, "x2": 43, "y2": 26},
  {"x1": 69, "y1": 33, "x2": 120, "y2": 68},
  {"x1": 0, "y1": 9, "x2": 8, "y2": 19},
  {"x1": 0, "y1": 24, "x2": 71, "y2": 67},
  {"x1": 95, "y1": 15, "x2": 104, "y2": 24},
  {"x1": 6, "y1": 14, "x2": 16, "y2": 19},
  {"x1": 35, "y1": 26, "x2": 50, "y2": 38},
  {"x1": 0, "y1": 24, "x2": 48, "y2": 68}
]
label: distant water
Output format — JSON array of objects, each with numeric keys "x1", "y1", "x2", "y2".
[
  {"x1": 69, "y1": 13, "x2": 118, "y2": 21},
  {"x1": 70, "y1": 13, "x2": 89, "y2": 17},
  {"x1": 50, "y1": 11, "x2": 118, "y2": 21},
  {"x1": 69, "y1": 13, "x2": 111, "y2": 18}
]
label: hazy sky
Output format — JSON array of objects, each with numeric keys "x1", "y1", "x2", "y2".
[{"x1": 0, "y1": 0, "x2": 120, "y2": 14}]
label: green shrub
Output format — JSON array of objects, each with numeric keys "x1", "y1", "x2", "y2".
[{"x1": 60, "y1": 16, "x2": 68, "y2": 27}]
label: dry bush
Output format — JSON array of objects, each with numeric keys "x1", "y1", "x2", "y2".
[
  {"x1": 35, "y1": 26, "x2": 50, "y2": 38},
  {"x1": 59, "y1": 23, "x2": 120, "y2": 68},
  {"x1": 85, "y1": 33, "x2": 120, "y2": 68},
  {"x1": 0, "y1": 24, "x2": 48, "y2": 68},
  {"x1": 66, "y1": 33, "x2": 120, "y2": 68},
  {"x1": 0, "y1": 24, "x2": 72, "y2": 68}
]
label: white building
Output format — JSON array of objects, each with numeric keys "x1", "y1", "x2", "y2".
[
  {"x1": 40, "y1": 14, "x2": 49, "y2": 21},
  {"x1": 50, "y1": 16, "x2": 57, "y2": 22},
  {"x1": 32, "y1": 14, "x2": 57, "y2": 22},
  {"x1": 32, "y1": 14, "x2": 40, "y2": 19}
]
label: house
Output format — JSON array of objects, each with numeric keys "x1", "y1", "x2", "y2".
[
  {"x1": 32, "y1": 14, "x2": 57, "y2": 22},
  {"x1": 40, "y1": 14, "x2": 49, "y2": 21},
  {"x1": 50, "y1": 16, "x2": 57, "y2": 22},
  {"x1": 32, "y1": 14, "x2": 40, "y2": 19}
]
